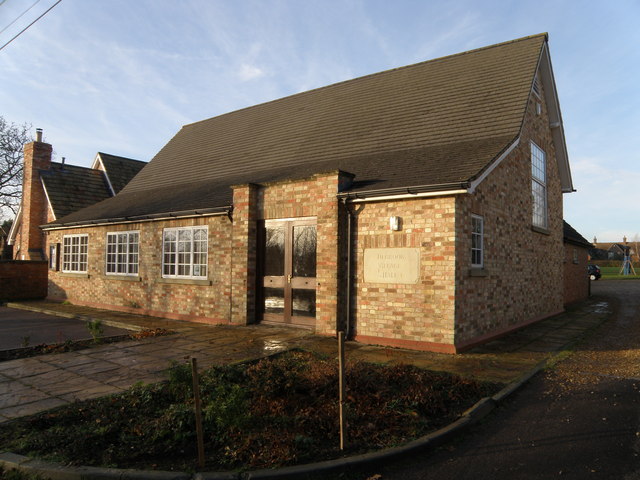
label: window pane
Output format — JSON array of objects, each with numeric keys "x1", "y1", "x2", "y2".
[
  {"x1": 265, "y1": 226, "x2": 285, "y2": 276},
  {"x1": 293, "y1": 225, "x2": 317, "y2": 278},
  {"x1": 531, "y1": 143, "x2": 546, "y2": 183},
  {"x1": 292, "y1": 289, "x2": 316, "y2": 318}
]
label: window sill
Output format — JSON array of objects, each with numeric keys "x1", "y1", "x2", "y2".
[
  {"x1": 469, "y1": 268, "x2": 488, "y2": 277},
  {"x1": 532, "y1": 225, "x2": 550, "y2": 235},
  {"x1": 60, "y1": 272, "x2": 89, "y2": 279},
  {"x1": 103, "y1": 275, "x2": 142, "y2": 282},
  {"x1": 158, "y1": 278, "x2": 212, "y2": 286}
]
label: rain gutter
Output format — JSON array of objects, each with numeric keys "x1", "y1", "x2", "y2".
[
  {"x1": 337, "y1": 182, "x2": 471, "y2": 203},
  {"x1": 41, "y1": 206, "x2": 233, "y2": 231}
]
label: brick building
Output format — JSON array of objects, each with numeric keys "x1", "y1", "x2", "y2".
[
  {"x1": 563, "y1": 221, "x2": 592, "y2": 305},
  {"x1": 7, "y1": 141, "x2": 145, "y2": 261},
  {"x1": 21, "y1": 34, "x2": 577, "y2": 353}
]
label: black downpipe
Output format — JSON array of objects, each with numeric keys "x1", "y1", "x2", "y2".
[{"x1": 342, "y1": 198, "x2": 353, "y2": 338}]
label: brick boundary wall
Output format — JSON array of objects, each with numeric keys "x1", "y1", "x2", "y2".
[{"x1": 0, "y1": 261, "x2": 48, "y2": 301}]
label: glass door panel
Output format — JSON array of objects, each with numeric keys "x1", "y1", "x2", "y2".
[{"x1": 261, "y1": 219, "x2": 316, "y2": 327}]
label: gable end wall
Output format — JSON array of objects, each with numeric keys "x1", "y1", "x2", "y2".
[{"x1": 454, "y1": 77, "x2": 564, "y2": 349}]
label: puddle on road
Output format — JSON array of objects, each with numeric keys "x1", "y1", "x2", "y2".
[{"x1": 592, "y1": 301, "x2": 611, "y2": 314}]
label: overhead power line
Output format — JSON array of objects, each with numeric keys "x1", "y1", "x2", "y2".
[
  {"x1": 0, "y1": 0, "x2": 62, "y2": 52},
  {"x1": 0, "y1": 0, "x2": 43, "y2": 36}
]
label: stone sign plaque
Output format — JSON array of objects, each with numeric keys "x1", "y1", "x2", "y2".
[{"x1": 363, "y1": 248, "x2": 420, "y2": 284}]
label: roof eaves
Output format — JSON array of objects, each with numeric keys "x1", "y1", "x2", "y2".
[
  {"x1": 39, "y1": 175, "x2": 57, "y2": 220},
  {"x1": 94, "y1": 153, "x2": 115, "y2": 195},
  {"x1": 337, "y1": 181, "x2": 471, "y2": 200},
  {"x1": 41, "y1": 205, "x2": 233, "y2": 230},
  {"x1": 7, "y1": 205, "x2": 22, "y2": 244},
  {"x1": 538, "y1": 41, "x2": 573, "y2": 193},
  {"x1": 468, "y1": 136, "x2": 520, "y2": 192}
]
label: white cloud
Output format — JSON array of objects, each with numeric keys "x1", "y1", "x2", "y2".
[{"x1": 237, "y1": 63, "x2": 265, "y2": 81}]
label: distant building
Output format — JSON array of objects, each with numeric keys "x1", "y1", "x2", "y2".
[{"x1": 590, "y1": 237, "x2": 636, "y2": 261}]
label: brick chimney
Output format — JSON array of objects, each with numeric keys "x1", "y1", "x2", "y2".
[{"x1": 17, "y1": 128, "x2": 52, "y2": 260}]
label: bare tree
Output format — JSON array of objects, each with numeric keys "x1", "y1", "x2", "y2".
[{"x1": 0, "y1": 116, "x2": 32, "y2": 220}]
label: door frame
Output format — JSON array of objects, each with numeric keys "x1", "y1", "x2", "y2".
[{"x1": 258, "y1": 217, "x2": 317, "y2": 327}]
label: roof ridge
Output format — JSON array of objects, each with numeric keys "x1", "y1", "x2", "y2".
[
  {"x1": 97, "y1": 152, "x2": 147, "y2": 163},
  {"x1": 46, "y1": 162, "x2": 97, "y2": 172},
  {"x1": 183, "y1": 33, "x2": 548, "y2": 130}
]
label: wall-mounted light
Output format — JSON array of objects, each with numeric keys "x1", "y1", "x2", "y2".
[{"x1": 389, "y1": 216, "x2": 401, "y2": 231}]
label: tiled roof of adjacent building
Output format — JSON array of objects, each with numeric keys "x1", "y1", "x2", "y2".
[
  {"x1": 563, "y1": 221, "x2": 592, "y2": 248},
  {"x1": 48, "y1": 33, "x2": 561, "y2": 227},
  {"x1": 39, "y1": 155, "x2": 146, "y2": 221},
  {"x1": 97, "y1": 153, "x2": 147, "y2": 194},
  {"x1": 40, "y1": 163, "x2": 113, "y2": 219}
]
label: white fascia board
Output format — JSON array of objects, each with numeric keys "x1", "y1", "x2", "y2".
[
  {"x1": 41, "y1": 210, "x2": 229, "y2": 231},
  {"x1": 538, "y1": 42, "x2": 574, "y2": 193},
  {"x1": 92, "y1": 153, "x2": 115, "y2": 195},
  {"x1": 40, "y1": 176, "x2": 56, "y2": 220},
  {"x1": 348, "y1": 189, "x2": 468, "y2": 204},
  {"x1": 90, "y1": 153, "x2": 103, "y2": 170},
  {"x1": 468, "y1": 137, "x2": 520, "y2": 193},
  {"x1": 7, "y1": 205, "x2": 22, "y2": 245}
]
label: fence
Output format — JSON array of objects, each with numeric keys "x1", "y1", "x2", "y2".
[{"x1": 0, "y1": 260, "x2": 47, "y2": 302}]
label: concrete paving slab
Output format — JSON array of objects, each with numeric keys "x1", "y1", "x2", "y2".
[
  {"x1": 0, "y1": 397, "x2": 68, "y2": 420},
  {"x1": 0, "y1": 387, "x2": 53, "y2": 408},
  {"x1": 0, "y1": 358, "x2": 59, "y2": 378}
]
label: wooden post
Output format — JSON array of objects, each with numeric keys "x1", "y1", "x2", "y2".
[
  {"x1": 338, "y1": 331, "x2": 346, "y2": 450},
  {"x1": 191, "y1": 357, "x2": 205, "y2": 469}
]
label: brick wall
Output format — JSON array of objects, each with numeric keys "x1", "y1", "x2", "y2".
[
  {"x1": 454, "y1": 76, "x2": 565, "y2": 350},
  {"x1": 564, "y1": 244, "x2": 590, "y2": 305},
  {"x1": 256, "y1": 171, "x2": 346, "y2": 335},
  {"x1": 47, "y1": 215, "x2": 233, "y2": 324},
  {"x1": 351, "y1": 196, "x2": 457, "y2": 352},
  {"x1": 45, "y1": 171, "x2": 345, "y2": 331},
  {"x1": 0, "y1": 261, "x2": 48, "y2": 301}
]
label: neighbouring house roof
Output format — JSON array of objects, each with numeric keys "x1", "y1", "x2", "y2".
[
  {"x1": 40, "y1": 163, "x2": 113, "y2": 219},
  {"x1": 593, "y1": 242, "x2": 635, "y2": 255},
  {"x1": 563, "y1": 221, "x2": 592, "y2": 249},
  {"x1": 46, "y1": 33, "x2": 572, "y2": 228},
  {"x1": 93, "y1": 152, "x2": 148, "y2": 194}
]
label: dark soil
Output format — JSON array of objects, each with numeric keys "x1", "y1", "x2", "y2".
[{"x1": 0, "y1": 350, "x2": 500, "y2": 472}]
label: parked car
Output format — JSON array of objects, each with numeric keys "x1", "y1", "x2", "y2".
[{"x1": 588, "y1": 264, "x2": 601, "y2": 281}]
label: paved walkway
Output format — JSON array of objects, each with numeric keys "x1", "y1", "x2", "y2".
[{"x1": 0, "y1": 296, "x2": 611, "y2": 424}]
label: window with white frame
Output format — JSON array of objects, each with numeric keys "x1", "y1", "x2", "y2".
[
  {"x1": 471, "y1": 215, "x2": 484, "y2": 268},
  {"x1": 531, "y1": 142, "x2": 548, "y2": 229},
  {"x1": 62, "y1": 234, "x2": 88, "y2": 273},
  {"x1": 106, "y1": 231, "x2": 139, "y2": 275},
  {"x1": 162, "y1": 226, "x2": 208, "y2": 278}
]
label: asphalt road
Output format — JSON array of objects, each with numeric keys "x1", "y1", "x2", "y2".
[
  {"x1": 0, "y1": 306, "x2": 130, "y2": 351},
  {"x1": 358, "y1": 280, "x2": 640, "y2": 480}
]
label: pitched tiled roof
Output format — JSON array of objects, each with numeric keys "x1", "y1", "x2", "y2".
[
  {"x1": 40, "y1": 163, "x2": 113, "y2": 219},
  {"x1": 563, "y1": 221, "x2": 592, "y2": 248},
  {"x1": 49, "y1": 34, "x2": 551, "y2": 227},
  {"x1": 98, "y1": 153, "x2": 147, "y2": 193}
]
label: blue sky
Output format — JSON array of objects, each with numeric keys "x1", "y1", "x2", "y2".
[{"x1": 1, "y1": 0, "x2": 638, "y2": 242}]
